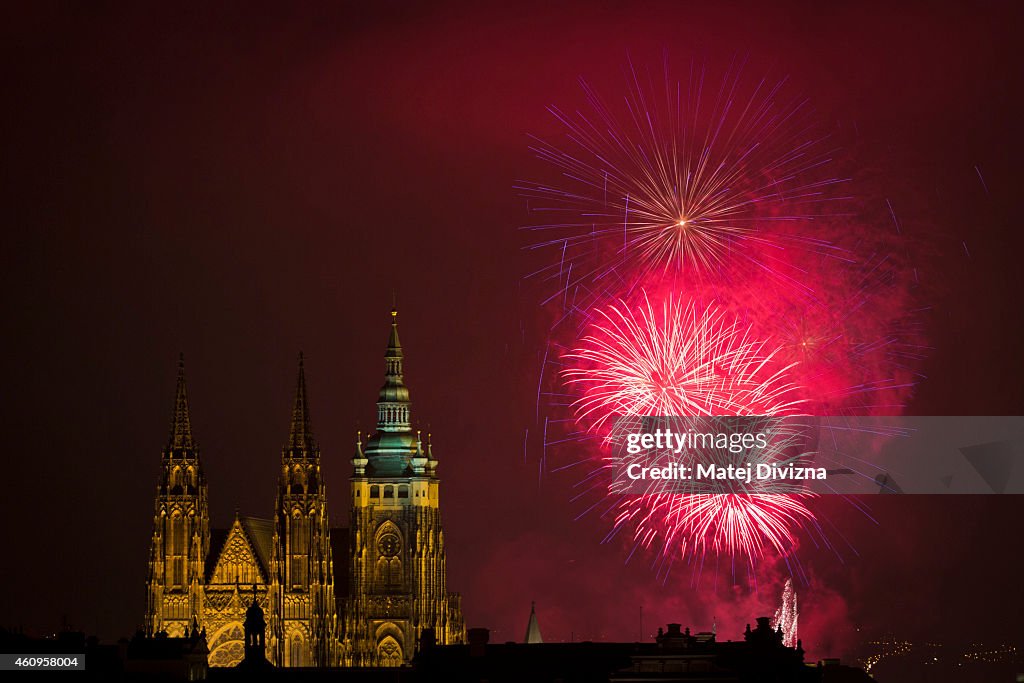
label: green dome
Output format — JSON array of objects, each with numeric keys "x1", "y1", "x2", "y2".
[
  {"x1": 363, "y1": 430, "x2": 420, "y2": 477},
  {"x1": 364, "y1": 430, "x2": 417, "y2": 454},
  {"x1": 378, "y1": 382, "x2": 410, "y2": 403}
]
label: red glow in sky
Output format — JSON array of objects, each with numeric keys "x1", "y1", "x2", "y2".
[{"x1": 1, "y1": 1, "x2": 1022, "y2": 664}]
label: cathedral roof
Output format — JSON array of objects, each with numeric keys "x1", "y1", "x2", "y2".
[
  {"x1": 362, "y1": 433, "x2": 422, "y2": 477},
  {"x1": 239, "y1": 517, "x2": 275, "y2": 574},
  {"x1": 203, "y1": 520, "x2": 352, "y2": 596},
  {"x1": 364, "y1": 430, "x2": 418, "y2": 452},
  {"x1": 358, "y1": 308, "x2": 432, "y2": 477},
  {"x1": 205, "y1": 529, "x2": 229, "y2": 581}
]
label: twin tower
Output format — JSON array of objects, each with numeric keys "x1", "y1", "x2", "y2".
[{"x1": 143, "y1": 310, "x2": 465, "y2": 667}]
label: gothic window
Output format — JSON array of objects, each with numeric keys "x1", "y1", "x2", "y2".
[
  {"x1": 208, "y1": 628, "x2": 245, "y2": 668},
  {"x1": 384, "y1": 486, "x2": 394, "y2": 499},
  {"x1": 378, "y1": 533, "x2": 400, "y2": 558},
  {"x1": 172, "y1": 560, "x2": 184, "y2": 587},
  {"x1": 290, "y1": 467, "x2": 305, "y2": 495},
  {"x1": 388, "y1": 558, "x2": 402, "y2": 587},
  {"x1": 169, "y1": 513, "x2": 185, "y2": 587},
  {"x1": 398, "y1": 485, "x2": 409, "y2": 499},
  {"x1": 290, "y1": 557, "x2": 306, "y2": 588},
  {"x1": 290, "y1": 634, "x2": 304, "y2": 667},
  {"x1": 377, "y1": 635, "x2": 403, "y2": 667},
  {"x1": 292, "y1": 515, "x2": 308, "y2": 552},
  {"x1": 291, "y1": 514, "x2": 308, "y2": 589},
  {"x1": 170, "y1": 467, "x2": 183, "y2": 493},
  {"x1": 375, "y1": 526, "x2": 402, "y2": 590},
  {"x1": 370, "y1": 485, "x2": 380, "y2": 498},
  {"x1": 170, "y1": 515, "x2": 184, "y2": 553}
]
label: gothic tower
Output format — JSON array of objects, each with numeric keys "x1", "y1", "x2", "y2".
[
  {"x1": 270, "y1": 353, "x2": 338, "y2": 667},
  {"x1": 345, "y1": 309, "x2": 464, "y2": 666},
  {"x1": 145, "y1": 354, "x2": 211, "y2": 636}
]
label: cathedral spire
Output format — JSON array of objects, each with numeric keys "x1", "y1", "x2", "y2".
[
  {"x1": 377, "y1": 308, "x2": 411, "y2": 432},
  {"x1": 286, "y1": 352, "x2": 317, "y2": 456},
  {"x1": 167, "y1": 353, "x2": 195, "y2": 452}
]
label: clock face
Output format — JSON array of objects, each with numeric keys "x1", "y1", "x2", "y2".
[{"x1": 379, "y1": 533, "x2": 401, "y2": 558}]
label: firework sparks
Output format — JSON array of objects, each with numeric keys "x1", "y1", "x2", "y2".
[
  {"x1": 520, "y1": 60, "x2": 849, "y2": 308},
  {"x1": 773, "y1": 577, "x2": 800, "y2": 648},
  {"x1": 605, "y1": 415, "x2": 821, "y2": 561},
  {"x1": 563, "y1": 292, "x2": 803, "y2": 431},
  {"x1": 563, "y1": 292, "x2": 822, "y2": 563},
  {"x1": 522, "y1": 58, "x2": 928, "y2": 578}
]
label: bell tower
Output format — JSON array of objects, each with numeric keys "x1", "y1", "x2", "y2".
[
  {"x1": 145, "y1": 354, "x2": 211, "y2": 636},
  {"x1": 270, "y1": 353, "x2": 337, "y2": 667},
  {"x1": 345, "y1": 309, "x2": 464, "y2": 666}
]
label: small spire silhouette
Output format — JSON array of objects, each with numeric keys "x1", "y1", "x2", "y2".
[{"x1": 524, "y1": 601, "x2": 543, "y2": 644}]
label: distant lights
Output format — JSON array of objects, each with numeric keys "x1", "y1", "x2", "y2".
[{"x1": 864, "y1": 639, "x2": 1017, "y2": 672}]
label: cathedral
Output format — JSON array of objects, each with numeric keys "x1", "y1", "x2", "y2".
[{"x1": 143, "y1": 309, "x2": 465, "y2": 667}]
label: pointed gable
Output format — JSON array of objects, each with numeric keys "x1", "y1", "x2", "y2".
[{"x1": 206, "y1": 517, "x2": 274, "y2": 585}]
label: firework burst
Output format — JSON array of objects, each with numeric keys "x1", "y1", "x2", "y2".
[
  {"x1": 522, "y1": 58, "x2": 928, "y2": 580},
  {"x1": 563, "y1": 292, "x2": 803, "y2": 431},
  {"x1": 563, "y1": 292, "x2": 823, "y2": 565},
  {"x1": 606, "y1": 416, "x2": 822, "y2": 562},
  {"x1": 520, "y1": 59, "x2": 849, "y2": 308}
]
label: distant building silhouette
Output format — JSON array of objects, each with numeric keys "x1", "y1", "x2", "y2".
[
  {"x1": 125, "y1": 628, "x2": 209, "y2": 680},
  {"x1": 0, "y1": 618, "x2": 872, "y2": 680},
  {"x1": 417, "y1": 617, "x2": 871, "y2": 682}
]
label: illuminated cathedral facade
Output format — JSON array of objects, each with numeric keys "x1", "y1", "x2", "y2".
[{"x1": 144, "y1": 310, "x2": 465, "y2": 667}]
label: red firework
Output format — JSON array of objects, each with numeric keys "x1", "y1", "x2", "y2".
[
  {"x1": 564, "y1": 292, "x2": 803, "y2": 428},
  {"x1": 563, "y1": 292, "x2": 818, "y2": 563},
  {"x1": 523, "y1": 59, "x2": 926, "y2": 573},
  {"x1": 643, "y1": 492, "x2": 816, "y2": 562}
]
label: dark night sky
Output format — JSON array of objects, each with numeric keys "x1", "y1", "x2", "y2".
[{"x1": 2, "y1": 1, "x2": 1023, "y2": 663}]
